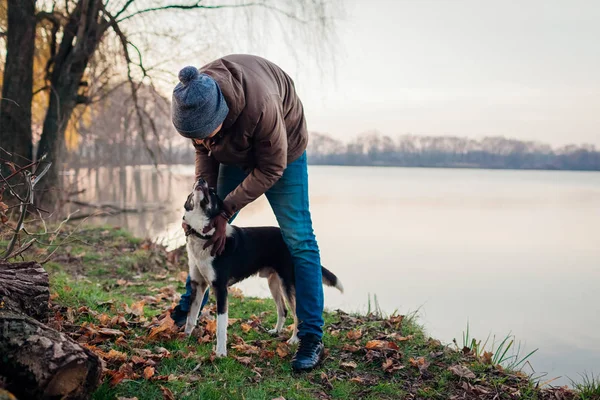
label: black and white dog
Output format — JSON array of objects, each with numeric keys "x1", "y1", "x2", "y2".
[{"x1": 181, "y1": 178, "x2": 343, "y2": 357}]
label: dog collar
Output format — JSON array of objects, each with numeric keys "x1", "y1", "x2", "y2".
[{"x1": 184, "y1": 227, "x2": 212, "y2": 240}]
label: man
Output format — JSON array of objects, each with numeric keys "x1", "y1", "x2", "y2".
[{"x1": 170, "y1": 54, "x2": 324, "y2": 372}]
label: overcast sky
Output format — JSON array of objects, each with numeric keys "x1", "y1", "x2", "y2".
[{"x1": 166, "y1": 0, "x2": 600, "y2": 147}]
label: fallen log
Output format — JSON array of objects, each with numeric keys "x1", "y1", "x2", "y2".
[
  {"x1": 0, "y1": 261, "x2": 49, "y2": 321},
  {"x1": 0, "y1": 261, "x2": 103, "y2": 399}
]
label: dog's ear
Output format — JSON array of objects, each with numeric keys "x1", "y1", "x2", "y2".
[{"x1": 184, "y1": 193, "x2": 194, "y2": 211}]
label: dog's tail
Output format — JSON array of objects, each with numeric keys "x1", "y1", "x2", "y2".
[{"x1": 321, "y1": 266, "x2": 344, "y2": 293}]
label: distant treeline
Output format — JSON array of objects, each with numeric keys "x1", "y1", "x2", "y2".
[
  {"x1": 306, "y1": 132, "x2": 600, "y2": 171},
  {"x1": 71, "y1": 128, "x2": 600, "y2": 172}
]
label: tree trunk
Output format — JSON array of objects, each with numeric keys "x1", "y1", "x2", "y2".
[
  {"x1": 35, "y1": 0, "x2": 105, "y2": 209},
  {"x1": 0, "y1": 261, "x2": 49, "y2": 321},
  {"x1": 0, "y1": 261, "x2": 103, "y2": 399},
  {"x1": 0, "y1": 0, "x2": 36, "y2": 176}
]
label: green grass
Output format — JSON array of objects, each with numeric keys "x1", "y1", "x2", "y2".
[
  {"x1": 459, "y1": 321, "x2": 538, "y2": 373},
  {"x1": 571, "y1": 373, "x2": 600, "y2": 400},
  {"x1": 1, "y1": 226, "x2": 587, "y2": 399}
]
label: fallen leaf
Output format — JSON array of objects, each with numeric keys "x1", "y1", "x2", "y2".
[
  {"x1": 482, "y1": 351, "x2": 493, "y2": 365},
  {"x1": 160, "y1": 386, "x2": 175, "y2": 400},
  {"x1": 231, "y1": 344, "x2": 260, "y2": 355},
  {"x1": 131, "y1": 356, "x2": 146, "y2": 365},
  {"x1": 234, "y1": 356, "x2": 253, "y2": 365},
  {"x1": 98, "y1": 328, "x2": 125, "y2": 337},
  {"x1": 342, "y1": 344, "x2": 361, "y2": 353},
  {"x1": 350, "y1": 376, "x2": 364, "y2": 384},
  {"x1": 148, "y1": 314, "x2": 176, "y2": 339},
  {"x1": 130, "y1": 300, "x2": 145, "y2": 316},
  {"x1": 389, "y1": 315, "x2": 404, "y2": 325},
  {"x1": 204, "y1": 319, "x2": 217, "y2": 335},
  {"x1": 110, "y1": 371, "x2": 126, "y2": 386},
  {"x1": 382, "y1": 358, "x2": 394, "y2": 371},
  {"x1": 154, "y1": 347, "x2": 171, "y2": 358},
  {"x1": 50, "y1": 292, "x2": 60, "y2": 301},
  {"x1": 241, "y1": 323, "x2": 252, "y2": 333},
  {"x1": 448, "y1": 364, "x2": 476, "y2": 379},
  {"x1": 228, "y1": 318, "x2": 240, "y2": 326},
  {"x1": 340, "y1": 361, "x2": 357, "y2": 369},
  {"x1": 271, "y1": 397, "x2": 286, "y2": 400},
  {"x1": 97, "y1": 313, "x2": 111, "y2": 325},
  {"x1": 260, "y1": 349, "x2": 275, "y2": 359},
  {"x1": 387, "y1": 332, "x2": 413, "y2": 342},
  {"x1": 105, "y1": 349, "x2": 128, "y2": 362},
  {"x1": 365, "y1": 340, "x2": 399, "y2": 350},
  {"x1": 199, "y1": 334, "x2": 211, "y2": 344},
  {"x1": 409, "y1": 357, "x2": 430, "y2": 374},
  {"x1": 382, "y1": 358, "x2": 405, "y2": 373},
  {"x1": 276, "y1": 342, "x2": 289, "y2": 358},
  {"x1": 346, "y1": 329, "x2": 362, "y2": 340},
  {"x1": 143, "y1": 366, "x2": 155, "y2": 379},
  {"x1": 116, "y1": 279, "x2": 128, "y2": 286},
  {"x1": 330, "y1": 329, "x2": 340, "y2": 337}
]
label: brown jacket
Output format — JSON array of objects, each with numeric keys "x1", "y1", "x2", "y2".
[{"x1": 193, "y1": 54, "x2": 308, "y2": 214}]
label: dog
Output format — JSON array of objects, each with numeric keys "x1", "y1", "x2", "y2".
[{"x1": 181, "y1": 178, "x2": 343, "y2": 357}]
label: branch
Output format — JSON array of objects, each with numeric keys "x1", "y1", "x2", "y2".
[
  {"x1": 76, "y1": 95, "x2": 90, "y2": 104},
  {"x1": 115, "y1": 2, "x2": 307, "y2": 25},
  {"x1": 33, "y1": 86, "x2": 50, "y2": 96},
  {"x1": 101, "y1": 5, "x2": 158, "y2": 167}
]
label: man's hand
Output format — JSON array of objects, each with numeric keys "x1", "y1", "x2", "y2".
[{"x1": 203, "y1": 214, "x2": 228, "y2": 256}]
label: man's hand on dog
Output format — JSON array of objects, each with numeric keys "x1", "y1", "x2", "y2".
[{"x1": 203, "y1": 215, "x2": 228, "y2": 256}]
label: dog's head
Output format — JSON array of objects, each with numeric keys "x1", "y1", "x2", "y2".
[{"x1": 182, "y1": 178, "x2": 224, "y2": 232}]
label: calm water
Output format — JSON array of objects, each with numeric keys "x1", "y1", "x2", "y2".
[{"x1": 68, "y1": 165, "x2": 600, "y2": 385}]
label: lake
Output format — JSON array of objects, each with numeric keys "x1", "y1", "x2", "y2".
[{"x1": 68, "y1": 165, "x2": 600, "y2": 385}]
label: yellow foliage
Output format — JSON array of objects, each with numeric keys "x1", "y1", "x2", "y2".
[{"x1": 0, "y1": 3, "x2": 86, "y2": 151}]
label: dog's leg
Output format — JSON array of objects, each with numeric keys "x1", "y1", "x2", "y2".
[
  {"x1": 284, "y1": 290, "x2": 299, "y2": 345},
  {"x1": 267, "y1": 274, "x2": 287, "y2": 335},
  {"x1": 184, "y1": 268, "x2": 208, "y2": 335},
  {"x1": 214, "y1": 284, "x2": 229, "y2": 357}
]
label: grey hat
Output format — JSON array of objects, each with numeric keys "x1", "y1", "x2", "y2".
[{"x1": 171, "y1": 66, "x2": 229, "y2": 139}]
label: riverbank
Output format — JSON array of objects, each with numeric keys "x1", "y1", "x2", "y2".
[{"x1": 2, "y1": 226, "x2": 591, "y2": 399}]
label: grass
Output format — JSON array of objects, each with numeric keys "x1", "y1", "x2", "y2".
[
  {"x1": 1, "y1": 226, "x2": 591, "y2": 399},
  {"x1": 571, "y1": 373, "x2": 600, "y2": 400},
  {"x1": 459, "y1": 321, "x2": 538, "y2": 372}
]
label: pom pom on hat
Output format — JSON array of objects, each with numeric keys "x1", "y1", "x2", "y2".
[{"x1": 178, "y1": 66, "x2": 199, "y2": 85}]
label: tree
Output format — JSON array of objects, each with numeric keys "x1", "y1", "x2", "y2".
[{"x1": 0, "y1": 0, "x2": 36, "y2": 171}]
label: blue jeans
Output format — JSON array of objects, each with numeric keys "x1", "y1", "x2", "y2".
[{"x1": 178, "y1": 152, "x2": 324, "y2": 339}]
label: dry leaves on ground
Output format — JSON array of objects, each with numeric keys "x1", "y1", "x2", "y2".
[
  {"x1": 276, "y1": 342, "x2": 290, "y2": 358},
  {"x1": 160, "y1": 386, "x2": 175, "y2": 400},
  {"x1": 346, "y1": 329, "x2": 362, "y2": 340},
  {"x1": 340, "y1": 361, "x2": 358, "y2": 369},
  {"x1": 409, "y1": 357, "x2": 430, "y2": 374},
  {"x1": 448, "y1": 364, "x2": 476, "y2": 379},
  {"x1": 365, "y1": 340, "x2": 399, "y2": 351}
]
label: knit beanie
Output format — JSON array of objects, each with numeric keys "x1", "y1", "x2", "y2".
[{"x1": 171, "y1": 66, "x2": 229, "y2": 139}]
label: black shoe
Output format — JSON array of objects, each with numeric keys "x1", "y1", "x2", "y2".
[
  {"x1": 291, "y1": 333, "x2": 324, "y2": 372},
  {"x1": 170, "y1": 305, "x2": 188, "y2": 328}
]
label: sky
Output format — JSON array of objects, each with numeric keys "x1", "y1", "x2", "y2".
[{"x1": 161, "y1": 0, "x2": 600, "y2": 147}]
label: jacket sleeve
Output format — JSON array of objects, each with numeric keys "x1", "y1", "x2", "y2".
[
  {"x1": 223, "y1": 98, "x2": 287, "y2": 214},
  {"x1": 193, "y1": 140, "x2": 220, "y2": 188}
]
